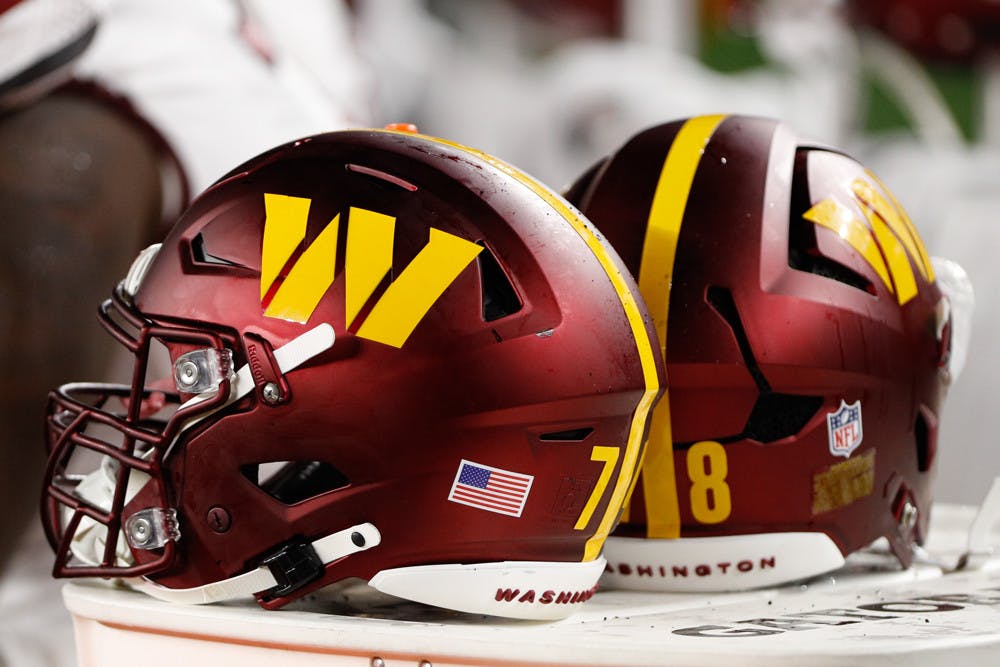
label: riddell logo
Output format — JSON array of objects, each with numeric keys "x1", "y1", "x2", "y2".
[
  {"x1": 246, "y1": 342, "x2": 265, "y2": 382},
  {"x1": 494, "y1": 585, "x2": 598, "y2": 605},
  {"x1": 259, "y1": 193, "x2": 483, "y2": 347}
]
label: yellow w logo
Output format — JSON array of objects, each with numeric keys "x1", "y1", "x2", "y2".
[
  {"x1": 803, "y1": 174, "x2": 935, "y2": 306},
  {"x1": 260, "y1": 193, "x2": 483, "y2": 347}
]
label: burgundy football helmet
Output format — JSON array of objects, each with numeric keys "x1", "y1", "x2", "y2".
[
  {"x1": 848, "y1": 0, "x2": 1000, "y2": 63},
  {"x1": 565, "y1": 115, "x2": 953, "y2": 591},
  {"x1": 41, "y1": 128, "x2": 663, "y2": 619}
]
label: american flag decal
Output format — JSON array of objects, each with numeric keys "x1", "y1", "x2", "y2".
[{"x1": 447, "y1": 460, "x2": 533, "y2": 517}]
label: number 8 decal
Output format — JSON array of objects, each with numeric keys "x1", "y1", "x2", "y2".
[{"x1": 686, "y1": 440, "x2": 732, "y2": 524}]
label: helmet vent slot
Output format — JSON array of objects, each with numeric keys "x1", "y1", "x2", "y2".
[
  {"x1": 539, "y1": 427, "x2": 594, "y2": 442},
  {"x1": 707, "y1": 285, "x2": 822, "y2": 443},
  {"x1": 346, "y1": 163, "x2": 418, "y2": 191},
  {"x1": 241, "y1": 460, "x2": 349, "y2": 505},
  {"x1": 788, "y1": 238, "x2": 874, "y2": 294},
  {"x1": 741, "y1": 392, "x2": 823, "y2": 443},
  {"x1": 191, "y1": 233, "x2": 245, "y2": 268},
  {"x1": 477, "y1": 242, "x2": 523, "y2": 322},
  {"x1": 706, "y1": 286, "x2": 770, "y2": 392},
  {"x1": 788, "y1": 151, "x2": 875, "y2": 294}
]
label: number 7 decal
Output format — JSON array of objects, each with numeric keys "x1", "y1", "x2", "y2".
[{"x1": 574, "y1": 446, "x2": 620, "y2": 530}]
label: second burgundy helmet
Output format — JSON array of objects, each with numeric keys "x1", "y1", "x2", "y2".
[
  {"x1": 565, "y1": 115, "x2": 953, "y2": 591},
  {"x1": 848, "y1": 0, "x2": 1000, "y2": 63}
]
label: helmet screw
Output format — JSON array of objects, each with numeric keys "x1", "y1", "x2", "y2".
[
  {"x1": 128, "y1": 516, "x2": 152, "y2": 546},
  {"x1": 207, "y1": 506, "x2": 231, "y2": 533},
  {"x1": 261, "y1": 382, "x2": 282, "y2": 404},
  {"x1": 370, "y1": 659, "x2": 385, "y2": 667},
  {"x1": 176, "y1": 359, "x2": 200, "y2": 389},
  {"x1": 899, "y1": 501, "x2": 918, "y2": 532}
]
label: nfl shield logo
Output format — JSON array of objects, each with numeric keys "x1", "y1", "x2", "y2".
[{"x1": 827, "y1": 399, "x2": 863, "y2": 458}]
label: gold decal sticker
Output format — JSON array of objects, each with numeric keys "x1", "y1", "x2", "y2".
[
  {"x1": 803, "y1": 176, "x2": 935, "y2": 306},
  {"x1": 812, "y1": 450, "x2": 875, "y2": 515},
  {"x1": 632, "y1": 114, "x2": 727, "y2": 538},
  {"x1": 260, "y1": 195, "x2": 482, "y2": 347}
]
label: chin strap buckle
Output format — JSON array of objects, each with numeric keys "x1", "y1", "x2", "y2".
[
  {"x1": 259, "y1": 522, "x2": 383, "y2": 601},
  {"x1": 260, "y1": 540, "x2": 325, "y2": 598},
  {"x1": 131, "y1": 521, "x2": 381, "y2": 606}
]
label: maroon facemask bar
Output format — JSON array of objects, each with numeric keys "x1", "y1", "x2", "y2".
[{"x1": 42, "y1": 285, "x2": 235, "y2": 579}]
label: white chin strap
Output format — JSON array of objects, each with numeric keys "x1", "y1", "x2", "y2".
[
  {"x1": 81, "y1": 246, "x2": 369, "y2": 605},
  {"x1": 177, "y1": 322, "x2": 336, "y2": 429},
  {"x1": 131, "y1": 523, "x2": 381, "y2": 605},
  {"x1": 65, "y1": 323, "x2": 337, "y2": 570},
  {"x1": 128, "y1": 321, "x2": 366, "y2": 604}
]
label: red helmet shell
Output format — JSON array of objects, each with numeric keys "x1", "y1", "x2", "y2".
[
  {"x1": 848, "y1": 0, "x2": 1000, "y2": 62},
  {"x1": 566, "y1": 115, "x2": 949, "y2": 587},
  {"x1": 42, "y1": 129, "x2": 663, "y2": 616}
]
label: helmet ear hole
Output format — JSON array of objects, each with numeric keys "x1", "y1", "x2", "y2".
[{"x1": 240, "y1": 461, "x2": 350, "y2": 505}]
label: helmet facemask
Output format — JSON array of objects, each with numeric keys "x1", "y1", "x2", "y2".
[{"x1": 42, "y1": 279, "x2": 237, "y2": 580}]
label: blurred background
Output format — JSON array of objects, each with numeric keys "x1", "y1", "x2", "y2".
[{"x1": 1, "y1": 0, "x2": 998, "y2": 663}]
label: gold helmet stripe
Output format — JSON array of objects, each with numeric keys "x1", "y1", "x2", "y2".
[
  {"x1": 397, "y1": 129, "x2": 662, "y2": 562},
  {"x1": 631, "y1": 114, "x2": 727, "y2": 539}
]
